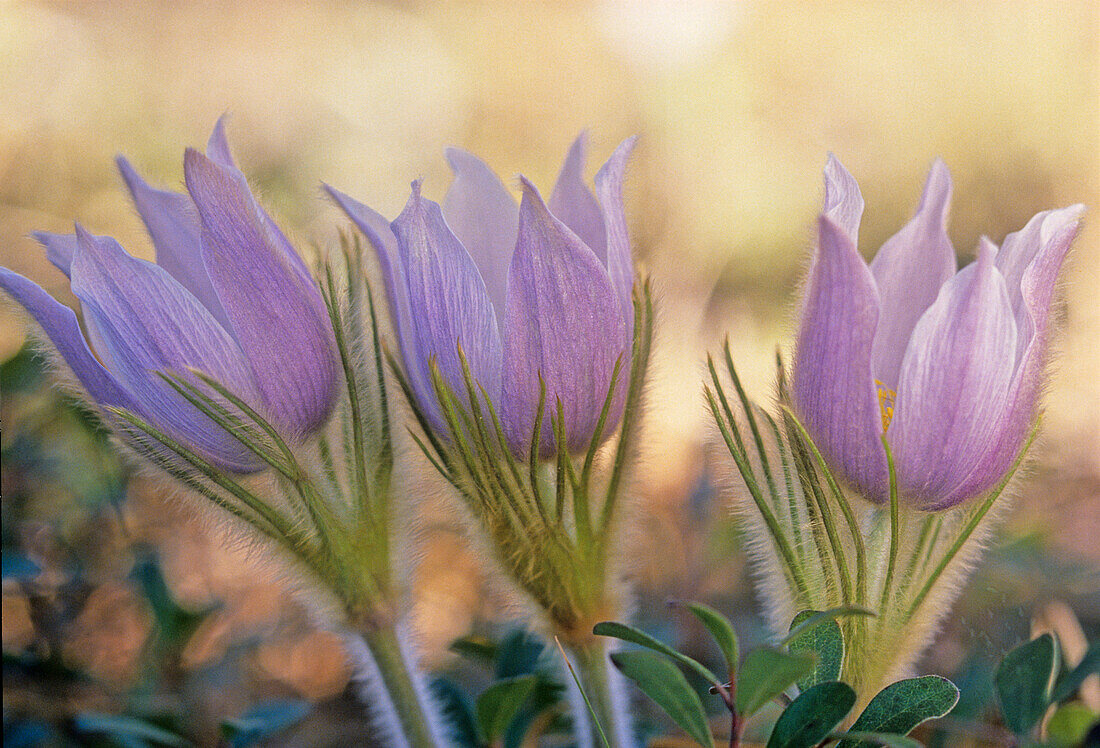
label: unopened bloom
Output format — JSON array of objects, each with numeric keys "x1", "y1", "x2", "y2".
[
  {"x1": 793, "y1": 155, "x2": 1083, "y2": 510},
  {"x1": 327, "y1": 134, "x2": 636, "y2": 457},
  {"x1": 0, "y1": 120, "x2": 339, "y2": 472}
]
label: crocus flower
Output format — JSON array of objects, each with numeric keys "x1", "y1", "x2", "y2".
[
  {"x1": 327, "y1": 134, "x2": 636, "y2": 457},
  {"x1": 0, "y1": 120, "x2": 339, "y2": 473},
  {"x1": 793, "y1": 155, "x2": 1084, "y2": 510}
]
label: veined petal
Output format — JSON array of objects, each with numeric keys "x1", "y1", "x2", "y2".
[
  {"x1": 442, "y1": 147, "x2": 519, "y2": 318},
  {"x1": 325, "y1": 184, "x2": 433, "y2": 414},
  {"x1": 68, "y1": 227, "x2": 263, "y2": 472},
  {"x1": 502, "y1": 177, "x2": 627, "y2": 456},
  {"x1": 0, "y1": 266, "x2": 133, "y2": 411},
  {"x1": 823, "y1": 154, "x2": 864, "y2": 241},
  {"x1": 869, "y1": 159, "x2": 956, "y2": 389},
  {"x1": 549, "y1": 132, "x2": 606, "y2": 261},
  {"x1": 889, "y1": 239, "x2": 1018, "y2": 509},
  {"x1": 792, "y1": 215, "x2": 887, "y2": 499},
  {"x1": 115, "y1": 156, "x2": 230, "y2": 327},
  {"x1": 391, "y1": 181, "x2": 503, "y2": 410},
  {"x1": 34, "y1": 232, "x2": 78, "y2": 278},
  {"x1": 950, "y1": 205, "x2": 1086, "y2": 503},
  {"x1": 184, "y1": 148, "x2": 338, "y2": 438},
  {"x1": 593, "y1": 136, "x2": 638, "y2": 333}
]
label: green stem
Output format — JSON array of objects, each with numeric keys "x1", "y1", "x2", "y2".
[
  {"x1": 565, "y1": 638, "x2": 633, "y2": 748},
  {"x1": 358, "y1": 623, "x2": 446, "y2": 748}
]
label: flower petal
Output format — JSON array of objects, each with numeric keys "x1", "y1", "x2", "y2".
[
  {"x1": 948, "y1": 205, "x2": 1086, "y2": 503},
  {"x1": 183, "y1": 148, "x2": 338, "y2": 438},
  {"x1": 68, "y1": 226, "x2": 263, "y2": 472},
  {"x1": 115, "y1": 156, "x2": 230, "y2": 327},
  {"x1": 869, "y1": 159, "x2": 956, "y2": 389},
  {"x1": 888, "y1": 238, "x2": 1018, "y2": 509},
  {"x1": 502, "y1": 178, "x2": 627, "y2": 456},
  {"x1": 441, "y1": 147, "x2": 519, "y2": 317},
  {"x1": 390, "y1": 181, "x2": 503, "y2": 412},
  {"x1": 792, "y1": 215, "x2": 887, "y2": 500},
  {"x1": 822, "y1": 154, "x2": 864, "y2": 241},
  {"x1": 34, "y1": 232, "x2": 78, "y2": 277},
  {"x1": 549, "y1": 132, "x2": 607, "y2": 261},
  {"x1": 593, "y1": 136, "x2": 638, "y2": 331},
  {"x1": 325, "y1": 184, "x2": 433, "y2": 413},
  {"x1": 0, "y1": 266, "x2": 132, "y2": 411}
]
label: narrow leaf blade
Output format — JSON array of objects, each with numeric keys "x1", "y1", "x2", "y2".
[
  {"x1": 736, "y1": 648, "x2": 817, "y2": 717},
  {"x1": 766, "y1": 681, "x2": 856, "y2": 748},
  {"x1": 684, "y1": 602, "x2": 739, "y2": 683},
  {"x1": 611, "y1": 651, "x2": 715, "y2": 748},
  {"x1": 593, "y1": 621, "x2": 721, "y2": 688}
]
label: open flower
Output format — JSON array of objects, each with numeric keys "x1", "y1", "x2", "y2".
[
  {"x1": 792, "y1": 155, "x2": 1084, "y2": 510},
  {"x1": 327, "y1": 134, "x2": 636, "y2": 457},
  {"x1": 0, "y1": 120, "x2": 339, "y2": 473}
]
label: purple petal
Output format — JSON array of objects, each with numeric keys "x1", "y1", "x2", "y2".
[
  {"x1": 822, "y1": 154, "x2": 864, "y2": 241},
  {"x1": 324, "y1": 184, "x2": 433, "y2": 414},
  {"x1": 390, "y1": 181, "x2": 503, "y2": 412},
  {"x1": 888, "y1": 239, "x2": 1018, "y2": 509},
  {"x1": 441, "y1": 148, "x2": 519, "y2": 317},
  {"x1": 115, "y1": 157, "x2": 230, "y2": 327},
  {"x1": 184, "y1": 149, "x2": 338, "y2": 438},
  {"x1": 792, "y1": 215, "x2": 887, "y2": 500},
  {"x1": 549, "y1": 132, "x2": 607, "y2": 261},
  {"x1": 68, "y1": 227, "x2": 263, "y2": 472},
  {"x1": 34, "y1": 232, "x2": 78, "y2": 277},
  {"x1": 869, "y1": 159, "x2": 956, "y2": 389},
  {"x1": 948, "y1": 205, "x2": 1085, "y2": 503},
  {"x1": 501, "y1": 178, "x2": 627, "y2": 456},
  {"x1": 206, "y1": 115, "x2": 236, "y2": 168},
  {"x1": 593, "y1": 136, "x2": 638, "y2": 334},
  {"x1": 0, "y1": 266, "x2": 133, "y2": 410}
]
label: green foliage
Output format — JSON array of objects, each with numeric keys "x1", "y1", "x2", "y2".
[
  {"x1": 592, "y1": 621, "x2": 722, "y2": 690},
  {"x1": 476, "y1": 676, "x2": 538, "y2": 744},
  {"x1": 995, "y1": 633, "x2": 1060, "y2": 736},
  {"x1": 766, "y1": 681, "x2": 855, "y2": 748},
  {"x1": 1046, "y1": 702, "x2": 1100, "y2": 746},
  {"x1": 220, "y1": 700, "x2": 311, "y2": 747},
  {"x1": 1051, "y1": 642, "x2": 1099, "y2": 704},
  {"x1": 838, "y1": 676, "x2": 959, "y2": 747},
  {"x1": 71, "y1": 713, "x2": 189, "y2": 747},
  {"x1": 735, "y1": 648, "x2": 816, "y2": 717},
  {"x1": 785, "y1": 610, "x2": 844, "y2": 690},
  {"x1": 609, "y1": 651, "x2": 715, "y2": 748},
  {"x1": 684, "y1": 601, "x2": 739, "y2": 684}
]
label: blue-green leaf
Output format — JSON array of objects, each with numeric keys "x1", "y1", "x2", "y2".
[
  {"x1": 476, "y1": 675, "x2": 538, "y2": 743},
  {"x1": 611, "y1": 651, "x2": 715, "y2": 748},
  {"x1": 780, "y1": 606, "x2": 874, "y2": 648},
  {"x1": 785, "y1": 610, "x2": 844, "y2": 690},
  {"x1": 73, "y1": 714, "x2": 188, "y2": 747},
  {"x1": 839, "y1": 675, "x2": 959, "y2": 747},
  {"x1": 594, "y1": 621, "x2": 721, "y2": 688},
  {"x1": 221, "y1": 699, "x2": 311, "y2": 747},
  {"x1": 684, "y1": 602, "x2": 739, "y2": 683},
  {"x1": 1051, "y1": 642, "x2": 1099, "y2": 704},
  {"x1": 828, "y1": 731, "x2": 922, "y2": 747},
  {"x1": 429, "y1": 677, "x2": 481, "y2": 748},
  {"x1": 736, "y1": 648, "x2": 816, "y2": 717},
  {"x1": 766, "y1": 681, "x2": 855, "y2": 748},
  {"x1": 995, "y1": 633, "x2": 1060, "y2": 735}
]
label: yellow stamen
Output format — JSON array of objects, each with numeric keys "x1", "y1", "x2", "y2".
[{"x1": 876, "y1": 380, "x2": 897, "y2": 432}]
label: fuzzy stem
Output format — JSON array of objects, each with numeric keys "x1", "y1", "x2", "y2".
[
  {"x1": 351, "y1": 622, "x2": 448, "y2": 748},
  {"x1": 563, "y1": 638, "x2": 634, "y2": 748}
]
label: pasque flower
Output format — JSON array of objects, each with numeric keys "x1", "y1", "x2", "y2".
[
  {"x1": 327, "y1": 133, "x2": 636, "y2": 457},
  {"x1": 792, "y1": 155, "x2": 1084, "y2": 510},
  {"x1": 0, "y1": 120, "x2": 339, "y2": 472}
]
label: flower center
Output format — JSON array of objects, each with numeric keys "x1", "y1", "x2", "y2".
[{"x1": 876, "y1": 380, "x2": 897, "y2": 432}]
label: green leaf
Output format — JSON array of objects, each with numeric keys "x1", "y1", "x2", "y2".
[
  {"x1": 839, "y1": 675, "x2": 959, "y2": 747},
  {"x1": 766, "y1": 681, "x2": 856, "y2": 748},
  {"x1": 221, "y1": 699, "x2": 311, "y2": 747},
  {"x1": 780, "y1": 606, "x2": 874, "y2": 647},
  {"x1": 429, "y1": 677, "x2": 482, "y2": 748},
  {"x1": 735, "y1": 648, "x2": 817, "y2": 718},
  {"x1": 684, "y1": 602, "x2": 739, "y2": 683},
  {"x1": 476, "y1": 675, "x2": 538, "y2": 743},
  {"x1": 828, "y1": 731, "x2": 923, "y2": 747},
  {"x1": 995, "y1": 633, "x2": 1060, "y2": 735},
  {"x1": 450, "y1": 636, "x2": 499, "y2": 666},
  {"x1": 72, "y1": 713, "x2": 188, "y2": 747},
  {"x1": 1046, "y1": 702, "x2": 1099, "y2": 746},
  {"x1": 1051, "y1": 642, "x2": 1099, "y2": 703},
  {"x1": 610, "y1": 651, "x2": 715, "y2": 748},
  {"x1": 593, "y1": 621, "x2": 721, "y2": 688},
  {"x1": 785, "y1": 610, "x2": 844, "y2": 690}
]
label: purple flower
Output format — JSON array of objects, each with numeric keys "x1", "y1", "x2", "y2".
[
  {"x1": 0, "y1": 120, "x2": 339, "y2": 473},
  {"x1": 327, "y1": 134, "x2": 636, "y2": 457},
  {"x1": 792, "y1": 155, "x2": 1084, "y2": 510}
]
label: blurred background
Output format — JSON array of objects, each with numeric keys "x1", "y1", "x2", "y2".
[{"x1": 2, "y1": 1, "x2": 1097, "y2": 744}]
